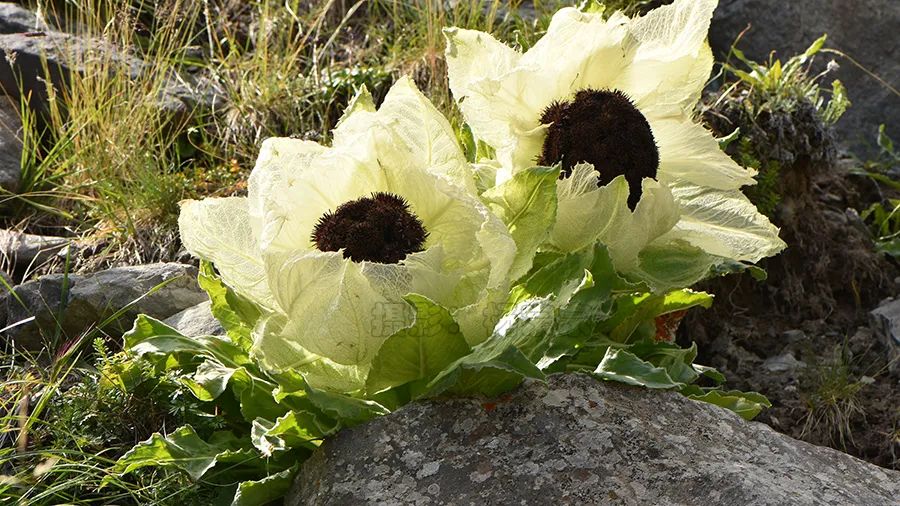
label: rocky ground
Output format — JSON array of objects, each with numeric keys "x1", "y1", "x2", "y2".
[{"x1": 683, "y1": 159, "x2": 900, "y2": 469}]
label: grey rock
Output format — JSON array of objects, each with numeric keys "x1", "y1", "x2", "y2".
[
  {"x1": 709, "y1": 0, "x2": 900, "y2": 154},
  {"x1": 163, "y1": 300, "x2": 223, "y2": 337},
  {"x1": 762, "y1": 352, "x2": 806, "y2": 373},
  {"x1": 869, "y1": 298, "x2": 900, "y2": 374},
  {"x1": 780, "y1": 329, "x2": 807, "y2": 344},
  {"x1": 0, "y1": 3, "x2": 46, "y2": 34},
  {"x1": 0, "y1": 98, "x2": 21, "y2": 192},
  {"x1": 0, "y1": 229, "x2": 70, "y2": 272},
  {"x1": 0, "y1": 263, "x2": 206, "y2": 351},
  {"x1": 289, "y1": 374, "x2": 900, "y2": 506}
]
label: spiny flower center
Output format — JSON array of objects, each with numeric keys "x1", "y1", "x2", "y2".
[
  {"x1": 538, "y1": 88, "x2": 660, "y2": 210},
  {"x1": 312, "y1": 192, "x2": 428, "y2": 264}
]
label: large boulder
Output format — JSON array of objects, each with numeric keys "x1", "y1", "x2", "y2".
[
  {"x1": 709, "y1": 0, "x2": 900, "y2": 153},
  {"x1": 289, "y1": 374, "x2": 900, "y2": 505},
  {"x1": 0, "y1": 263, "x2": 206, "y2": 351}
]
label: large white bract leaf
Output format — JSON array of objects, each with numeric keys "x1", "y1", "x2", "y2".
[
  {"x1": 178, "y1": 197, "x2": 275, "y2": 310},
  {"x1": 248, "y1": 138, "x2": 327, "y2": 240},
  {"x1": 371, "y1": 76, "x2": 474, "y2": 191},
  {"x1": 612, "y1": 0, "x2": 717, "y2": 117},
  {"x1": 659, "y1": 181, "x2": 787, "y2": 263},
  {"x1": 252, "y1": 314, "x2": 369, "y2": 392},
  {"x1": 265, "y1": 250, "x2": 398, "y2": 366},
  {"x1": 652, "y1": 118, "x2": 757, "y2": 190},
  {"x1": 550, "y1": 166, "x2": 679, "y2": 272}
]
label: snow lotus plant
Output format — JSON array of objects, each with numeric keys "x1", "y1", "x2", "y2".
[
  {"x1": 176, "y1": 76, "x2": 520, "y2": 392},
  {"x1": 440, "y1": 0, "x2": 781, "y2": 417},
  {"x1": 445, "y1": 0, "x2": 786, "y2": 290}
]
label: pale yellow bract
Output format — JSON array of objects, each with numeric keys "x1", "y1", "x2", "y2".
[
  {"x1": 178, "y1": 77, "x2": 516, "y2": 392},
  {"x1": 444, "y1": 0, "x2": 786, "y2": 281}
]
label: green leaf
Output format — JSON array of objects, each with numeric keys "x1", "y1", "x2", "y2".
[
  {"x1": 125, "y1": 315, "x2": 253, "y2": 369},
  {"x1": 717, "y1": 128, "x2": 741, "y2": 150},
  {"x1": 681, "y1": 386, "x2": 772, "y2": 421},
  {"x1": 124, "y1": 314, "x2": 192, "y2": 351},
  {"x1": 304, "y1": 383, "x2": 390, "y2": 426},
  {"x1": 113, "y1": 426, "x2": 256, "y2": 481},
  {"x1": 367, "y1": 295, "x2": 471, "y2": 394},
  {"x1": 180, "y1": 360, "x2": 238, "y2": 402},
  {"x1": 627, "y1": 341, "x2": 700, "y2": 385},
  {"x1": 199, "y1": 261, "x2": 261, "y2": 350},
  {"x1": 251, "y1": 411, "x2": 332, "y2": 456},
  {"x1": 481, "y1": 165, "x2": 560, "y2": 280},
  {"x1": 509, "y1": 250, "x2": 589, "y2": 306},
  {"x1": 802, "y1": 34, "x2": 827, "y2": 59},
  {"x1": 232, "y1": 466, "x2": 299, "y2": 506},
  {"x1": 608, "y1": 290, "x2": 713, "y2": 343},
  {"x1": 425, "y1": 298, "x2": 554, "y2": 397},
  {"x1": 822, "y1": 79, "x2": 850, "y2": 125},
  {"x1": 877, "y1": 123, "x2": 895, "y2": 155},
  {"x1": 633, "y1": 240, "x2": 716, "y2": 292},
  {"x1": 510, "y1": 245, "x2": 632, "y2": 308},
  {"x1": 693, "y1": 364, "x2": 726, "y2": 384},
  {"x1": 229, "y1": 367, "x2": 285, "y2": 423},
  {"x1": 592, "y1": 348, "x2": 685, "y2": 389}
]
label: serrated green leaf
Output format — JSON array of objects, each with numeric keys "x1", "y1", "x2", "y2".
[
  {"x1": 367, "y1": 295, "x2": 471, "y2": 394},
  {"x1": 627, "y1": 341, "x2": 700, "y2": 385},
  {"x1": 181, "y1": 360, "x2": 237, "y2": 402},
  {"x1": 593, "y1": 349, "x2": 685, "y2": 389},
  {"x1": 481, "y1": 165, "x2": 560, "y2": 280},
  {"x1": 229, "y1": 367, "x2": 284, "y2": 423},
  {"x1": 199, "y1": 261, "x2": 261, "y2": 350},
  {"x1": 693, "y1": 364, "x2": 726, "y2": 384},
  {"x1": 633, "y1": 240, "x2": 716, "y2": 292},
  {"x1": 251, "y1": 411, "x2": 331, "y2": 456},
  {"x1": 231, "y1": 465, "x2": 299, "y2": 506},
  {"x1": 304, "y1": 382, "x2": 390, "y2": 425},
  {"x1": 124, "y1": 314, "x2": 192, "y2": 351},
  {"x1": 681, "y1": 386, "x2": 772, "y2": 420},
  {"x1": 608, "y1": 290, "x2": 713, "y2": 343},
  {"x1": 113, "y1": 426, "x2": 255, "y2": 481},
  {"x1": 424, "y1": 298, "x2": 554, "y2": 397}
]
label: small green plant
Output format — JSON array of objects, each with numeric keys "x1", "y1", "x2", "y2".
[
  {"x1": 861, "y1": 199, "x2": 900, "y2": 258},
  {"x1": 723, "y1": 35, "x2": 850, "y2": 125},
  {"x1": 800, "y1": 344, "x2": 870, "y2": 450},
  {"x1": 704, "y1": 35, "x2": 851, "y2": 217},
  {"x1": 850, "y1": 124, "x2": 900, "y2": 190},
  {"x1": 855, "y1": 126, "x2": 900, "y2": 257},
  {"x1": 0, "y1": 337, "x2": 223, "y2": 504}
]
